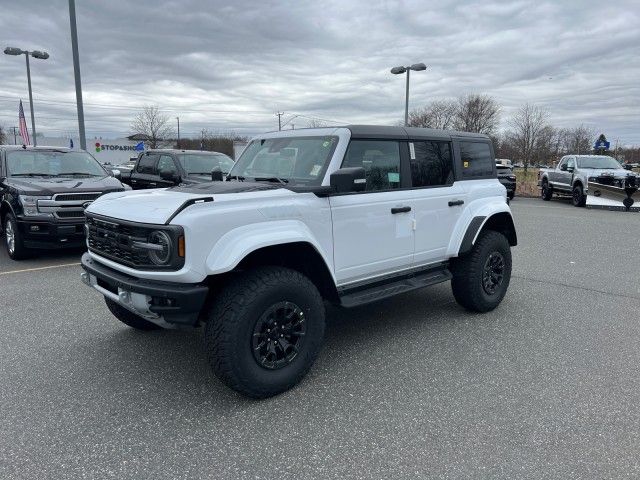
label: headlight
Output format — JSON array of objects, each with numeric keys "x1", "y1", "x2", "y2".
[
  {"x1": 18, "y1": 195, "x2": 52, "y2": 216},
  {"x1": 147, "y1": 230, "x2": 173, "y2": 265}
]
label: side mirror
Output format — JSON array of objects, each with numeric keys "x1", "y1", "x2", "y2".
[
  {"x1": 211, "y1": 167, "x2": 224, "y2": 181},
  {"x1": 624, "y1": 164, "x2": 632, "y2": 170},
  {"x1": 109, "y1": 169, "x2": 121, "y2": 179},
  {"x1": 159, "y1": 169, "x2": 180, "y2": 184},
  {"x1": 560, "y1": 164, "x2": 567, "y2": 171},
  {"x1": 330, "y1": 167, "x2": 366, "y2": 193}
]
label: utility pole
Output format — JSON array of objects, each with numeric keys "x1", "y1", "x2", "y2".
[
  {"x1": 276, "y1": 112, "x2": 284, "y2": 131},
  {"x1": 176, "y1": 116, "x2": 180, "y2": 148},
  {"x1": 10, "y1": 126, "x2": 18, "y2": 144},
  {"x1": 68, "y1": 0, "x2": 86, "y2": 150},
  {"x1": 200, "y1": 129, "x2": 205, "y2": 150}
]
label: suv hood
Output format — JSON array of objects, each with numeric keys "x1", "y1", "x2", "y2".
[
  {"x1": 5, "y1": 176, "x2": 125, "y2": 195},
  {"x1": 583, "y1": 168, "x2": 636, "y2": 179},
  {"x1": 86, "y1": 182, "x2": 290, "y2": 224}
]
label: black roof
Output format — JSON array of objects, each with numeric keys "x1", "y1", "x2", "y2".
[
  {"x1": 144, "y1": 149, "x2": 229, "y2": 155},
  {"x1": 345, "y1": 125, "x2": 489, "y2": 141},
  {"x1": 0, "y1": 145, "x2": 74, "y2": 152}
]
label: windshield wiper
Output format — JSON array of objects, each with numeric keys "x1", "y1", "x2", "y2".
[
  {"x1": 227, "y1": 175, "x2": 245, "y2": 181},
  {"x1": 254, "y1": 177, "x2": 289, "y2": 184},
  {"x1": 54, "y1": 172, "x2": 98, "y2": 177},
  {"x1": 10, "y1": 173, "x2": 52, "y2": 177}
]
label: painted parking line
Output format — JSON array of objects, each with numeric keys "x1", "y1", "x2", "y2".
[{"x1": 0, "y1": 262, "x2": 81, "y2": 276}]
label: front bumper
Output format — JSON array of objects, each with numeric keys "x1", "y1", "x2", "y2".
[
  {"x1": 80, "y1": 253, "x2": 209, "y2": 327},
  {"x1": 17, "y1": 217, "x2": 85, "y2": 249}
]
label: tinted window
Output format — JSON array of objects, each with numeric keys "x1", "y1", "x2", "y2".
[
  {"x1": 342, "y1": 140, "x2": 401, "y2": 191},
  {"x1": 177, "y1": 153, "x2": 235, "y2": 175},
  {"x1": 158, "y1": 155, "x2": 177, "y2": 173},
  {"x1": 460, "y1": 142, "x2": 493, "y2": 178},
  {"x1": 137, "y1": 154, "x2": 158, "y2": 174},
  {"x1": 410, "y1": 141, "x2": 454, "y2": 187},
  {"x1": 567, "y1": 157, "x2": 576, "y2": 169}
]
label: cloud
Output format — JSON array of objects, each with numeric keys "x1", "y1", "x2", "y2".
[{"x1": 0, "y1": 0, "x2": 638, "y2": 145}]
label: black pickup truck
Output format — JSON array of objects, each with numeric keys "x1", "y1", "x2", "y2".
[
  {"x1": 0, "y1": 146, "x2": 128, "y2": 260},
  {"x1": 121, "y1": 149, "x2": 235, "y2": 189}
]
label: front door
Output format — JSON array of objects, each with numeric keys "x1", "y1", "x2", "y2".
[{"x1": 330, "y1": 139, "x2": 414, "y2": 286}]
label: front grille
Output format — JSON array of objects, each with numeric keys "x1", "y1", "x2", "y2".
[
  {"x1": 53, "y1": 192, "x2": 102, "y2": 202},
  {"x1": 56, "y1": 210, "x2": 85, "y2": 218},
  {"x1": 86, "y1": 215, "x2": 155, "y2": 268}
]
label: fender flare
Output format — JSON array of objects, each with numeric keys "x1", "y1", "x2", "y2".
[
  {"x1": 204, "y1": 219, "x2": 334, "y2": 280},
  {"x1": 0, "y1": 200, "x2": 17, "y2": 222},
  {"x1": 453, "y1": 206, "x2": 517, "y2": 257}
]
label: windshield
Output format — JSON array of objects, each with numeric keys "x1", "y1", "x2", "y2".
[
  {"x1": 6, "y1": 150, "x2": 106, "y2": 177},
  {"x1": 229, "y1": 136, "x2": 339, "y2": 185},
  {"x1": 177, "y1": 153, "x2": 235, "y2": 174},
  {"x1": 576, "y1": 156, "x2": 623, "y2": 169}
]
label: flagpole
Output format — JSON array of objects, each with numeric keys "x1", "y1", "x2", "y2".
[{"x1": 25, "y1": 53, "x2": 37, "y2": 146}]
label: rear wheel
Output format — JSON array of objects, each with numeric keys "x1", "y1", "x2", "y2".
[
  {"x1": 204, "y1": 266, "x2": 325, "y2": 398},
  {"x1": 507, "y1": 190, "x2": 515, "y2": 200},
  {"x1": 104, "y1": 297, "x2": 162, "y2": 330},
  {"x1": 572, "y1": 184, "x2": 586, "y2": 207},
  {"x1": 451, "y1": 231, "x2": 512, "y2": 312},
  {"x1": 3, "y1": 213, "x2": 29, "y2": 260},
  {"x1": 541, "y1": 180, "x2": 553, "y2": 201}
]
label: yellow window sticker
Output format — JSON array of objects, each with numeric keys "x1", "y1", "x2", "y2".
[{"x1": 464, "y1": 161, "x2": 469, "y2": 168}]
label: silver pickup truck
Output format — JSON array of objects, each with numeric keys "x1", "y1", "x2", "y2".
[{"x1": 539, "y1": 155, "x2": 639, "y2": 209}]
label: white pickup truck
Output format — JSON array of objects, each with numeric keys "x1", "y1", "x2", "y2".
[{"x1": 80, "y1": 125, "x2": 517, "y2": 398}]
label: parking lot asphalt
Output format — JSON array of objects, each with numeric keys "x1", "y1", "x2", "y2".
[{"x1": 1, "y1": 197, "x2": 639, "y2": 479}]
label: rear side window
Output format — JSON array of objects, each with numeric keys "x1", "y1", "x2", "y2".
[
  {"x1": 410, "y1": 141, "x2": 454, "y2": 187},
  {"x1": 342, "y1": 140, "x2": 401, "y2": 191},
  {"x1": 460, "y1": 142, "x2": 493, "y2": 178},
  {"x1": 137, "y1": 154, "x2": 158, "y2": 174}
]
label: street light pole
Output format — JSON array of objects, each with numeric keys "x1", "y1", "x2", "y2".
[
  {"x1": 4, "y1": 47, "x2": 49, "y2": 146},
  {"x1": 176, "y1": 116, "x2": 180, "y2": 148},
  {"x1": 68, "y1": 0, "x2": 86, "y2": 151},
  {"x1": 390, "y1": 63, "x2": 427, "y2": 127}
]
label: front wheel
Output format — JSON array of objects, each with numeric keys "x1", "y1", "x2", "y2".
[
  {"x1": 3, "y1": 213, "x2": 29, "y2": 260},
  {"x1": 451, "y1": 231, "x2": 512, "y2": 312},
  {"x1": 541, "y1": 180, "x2": 553, "y2": 201},
  {"x1": 572, "y1": 184, "x2": 586, "y2": 207},
  {"x1": 204, "y1": 266, "x2": 325, "y2": 398}
]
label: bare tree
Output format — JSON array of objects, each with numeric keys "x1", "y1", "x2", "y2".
[
  {"x1": 557, "y1": 124, "x2": 595, "y2": 155},
  {"x1": 306, "y1": 119, "x2": 328, "y2": 128},
  {"x1": 130, "y1": 105, "x2": 175, "y2": 149},
  {"x1": 0, "y1": 125, "x2": 6, "y2": 145},
  {"x1": 453, "y1": 94, "x2": 500, "y2": 134},
  {"x1": 508, "y1": 103, "x2": 549, "y2": 170},
  {"x1": 407, "y1": 99, "x2": 458, "y2": 129}
]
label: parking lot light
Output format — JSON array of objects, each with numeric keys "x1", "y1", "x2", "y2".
[{"x1": 390, "y1": 62, "x2": 428, "y2": 126}]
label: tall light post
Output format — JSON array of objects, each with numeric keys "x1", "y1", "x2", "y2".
[
  {"x1": 390, "y1": 63, "x2": 427, "y2": 127},
  {"x1": 4, "y1": 47, "x2": 49, "y2": 146},
  {"x1": 176, "y1": 116, "x2": 180, "y2": 148},
  {"x1": 68, "y1": 0, "x2": 86, "y2": 150}
]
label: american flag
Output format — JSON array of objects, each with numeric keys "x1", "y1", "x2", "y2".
[{"x1": 19, "y1": 100, "x2": 30, "y2": 145}]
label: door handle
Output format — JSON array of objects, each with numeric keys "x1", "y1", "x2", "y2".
[
  {"x1": 448, "y1": 200, "x2": 464, "y2": 207},
  {"x1": 391, "y1": 206, "x2": 411, "y2": 214},
  {"x1": 149, "y1": 182, "x2": 157, "y2": 186}
]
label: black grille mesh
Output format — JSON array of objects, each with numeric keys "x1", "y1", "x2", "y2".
[
  {"x1": 86, "y1": 215, "x2": 154, "y2": 267},
  {"x1": 54, "y1": 193, "x2": 102, "y2": 202}
]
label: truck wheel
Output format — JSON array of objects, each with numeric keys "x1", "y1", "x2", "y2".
[
  {"x1": 541, "y1": 180, "x2": 553, "y2": 201},
  {"x1": 451, "y1": 230, "x2": 512, "y2": 313},
  {"x1": 508, "y1": 191, "x2": 515, "y2": 200},
  {"x1": 572, "y1": 184, "x2": 586, "y2": 207},
  {"x1": 204, "y1": 266, "x2": 325, "y2": 398},
  {"x1": 3, "y1": 213, "x2": 29, "y2": 260},
  {"x1": 104, "y1": 297, "x2": 161, "y2": 330}
]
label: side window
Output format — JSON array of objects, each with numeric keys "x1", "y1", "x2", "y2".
[
  {"x1": 567, "y1": 157, "x2": 575, "y2": 169},
  {"x1": 558, "y1": 157, "x2": 568, "y2": 169},
  {"x1": 158, "y1": 155, "x2": 177, "y2": 174},
  {"x1": 342, "y1": 140, "x2": 401, "y2": 191},
  {"x1": 410, "y1": 141, "x2": 454, "y2": 187},
  {"x1": 460, "y1": 142, "x2": 493, "y2": 179},
  {"x1": 137, "y1": 154, "x2": 158, "y2": 174}
]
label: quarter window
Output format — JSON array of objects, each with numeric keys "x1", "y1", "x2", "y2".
[
  {"x1": 342, "y1": 140, "x2": 401, "y2": 191},
  {"x1": 460, "y1": 142, "x2": 493, "y2": 178},
  {"x1": 158, "y1": 155, "x2": 177, "y2": 174},
  {"x1": 137, "y1": 154, "x2": 158, "y2": 174},
  {"x1": 410, "y1": 141, "x2": 454, "y2": 187}
]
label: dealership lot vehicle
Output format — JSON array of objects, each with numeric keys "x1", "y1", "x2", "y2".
[
  {"x1": 0, "y1": 146, "x2": 128, "y2": 260},
  {"x1": 496, "y1": 163, "x2": 516, "y2": 199},
  {"x1": 121, "y1": 149, "x2": 235, "y2": 189},
  {"x1": 539, "y1": 154, "x2": 639, "y2": 208},
  {"x1": 80, "y1": 125, "x2": 516, "y2": 398}
]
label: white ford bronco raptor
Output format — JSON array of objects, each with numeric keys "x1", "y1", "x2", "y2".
[{"x1": 80, "y1": 125, "x2": 517, "y2": 398}]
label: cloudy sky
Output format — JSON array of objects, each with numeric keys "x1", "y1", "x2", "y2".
[{"x1": 1, "y1": 0, "x2": 639, "y2": 145}]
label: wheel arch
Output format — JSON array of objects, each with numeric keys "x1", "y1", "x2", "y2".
[{"x1": 457, "y1": 212, "x2": 517, "y2": 256}]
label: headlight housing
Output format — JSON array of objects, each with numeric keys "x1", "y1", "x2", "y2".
[
  {"x1": 147, "y1": 230, "x2": 173, "y2": 266},
  {"x1": 18, "y1": 195, "x2": 52, "y2": 216}
]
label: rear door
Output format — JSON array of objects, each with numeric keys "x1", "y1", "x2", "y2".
[
  {"x1": 403, "y1": 139, "x2": 465, "y2": 266},
  {"x1": 329, "y1": 139, "x2": 414, "y2": 285},
  {"x1": 130, "y1": 153, "x2": 159, "y2": 189}
]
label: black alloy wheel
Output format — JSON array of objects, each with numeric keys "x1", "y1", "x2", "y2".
[
  {"x1": 482, "y1": 252, "x2": 505, "y2": 296},
  {"x1": 252, "y1": 301, "x2": 307, "y2": 370}
]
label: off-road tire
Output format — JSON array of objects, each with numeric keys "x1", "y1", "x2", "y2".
[
  {"x1": 541, "y1": 179, "x2": 553, "y2": 201},
  {"x1": 451, "y1": 230, "x2": 512, "y2": 313},
  {"x1": 508, "y1": 191, "x2": 515, "y2": 200},
  {"x1": 204, "y1": 266, "x2": 325, "y2": 398},
  {"x1": 3, "y1": 212, "x2": 29, "y2": 260},
  {"x1": 104, "y1": 297, "x2": 162, "y2": 330},
  {"x1": 572, "y1": 184, "x2": 586, "y2": 207}
]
